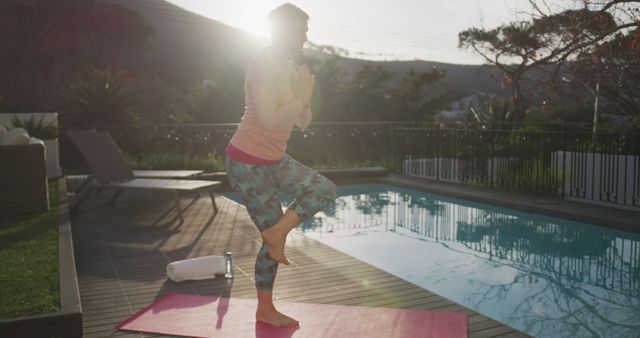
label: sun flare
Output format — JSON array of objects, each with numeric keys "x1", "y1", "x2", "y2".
[{"x1": 235, "y1": 4, "x2": 272, "y2": 38}]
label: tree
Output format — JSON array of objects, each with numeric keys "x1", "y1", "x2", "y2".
[
  {"x1": 309, "y1": 57, "x2": 450, "y2": 122},
  {"x1": 132, "y1": 76, "x2": 193, "y2": 124},
  {"x1": 459, "y1": 0, "x2": 639, "y2": 126},
  {"x1": 63, "y1": 67, "x2": 136, "y2": 125},
  {"x1": 188, "y1": 62, "x2": 245, "y2": 123},
  {"x1": 389, "y1": 68, "x2": 449, "y2": 121},
  {"x1": 564, "y1": 27, "x2": 640, "y2": 120},
  {"x1": 343, "y1": 63, "x2": 393, "y2": 121},
  {"x1": 466, "y1": 95, "x2": 514, "y2": 129},
  {"x1": 310, "y1": 55, "x2": 349, "y2": 122}
]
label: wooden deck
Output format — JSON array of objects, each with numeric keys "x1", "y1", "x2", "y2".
[{"x1": 70, "y1": 187, "x2": 530, "y2": 338}]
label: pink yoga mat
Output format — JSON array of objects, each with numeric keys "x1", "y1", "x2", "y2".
[{"x1": 117, "y1": 293, "x2": 467, "y2": 338}]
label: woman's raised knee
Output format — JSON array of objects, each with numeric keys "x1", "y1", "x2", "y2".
[{"x1": 316, "y1": 176, "x2": 337, "y2": 203}]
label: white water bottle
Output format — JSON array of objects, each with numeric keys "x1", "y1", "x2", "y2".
[{"x1": 224, "y1": 252, "x2": 234, "y2": 278}]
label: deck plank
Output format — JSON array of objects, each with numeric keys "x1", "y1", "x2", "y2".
[{"x1": 71, "y1": 189, "x2": 529, "y2": 337}]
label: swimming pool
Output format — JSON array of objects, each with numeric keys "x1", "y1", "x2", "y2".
[{"x1": 225, "y1": 183, "x2": 640, "y2": 338}]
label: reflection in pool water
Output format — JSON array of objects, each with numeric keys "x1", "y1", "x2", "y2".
[{"x1": 224, "y1": 183, "x2": 640, "y2": 338}]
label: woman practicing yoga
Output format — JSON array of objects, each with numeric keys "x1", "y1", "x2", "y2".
[{"x1": 224, "y1": 3, "x2": 337, "y2": 328}]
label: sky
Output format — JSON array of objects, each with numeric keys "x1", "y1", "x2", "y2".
[{"x1": 166, "y1": 0, "x2": 535, "y2": 65}]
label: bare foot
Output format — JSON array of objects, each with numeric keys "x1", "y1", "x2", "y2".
[
  {"x1": 256, "y1": 306, "x2": 299, "y2": 328},
  {"x1": 261, "y1": 226, "x2": 290, "y2": 265}
]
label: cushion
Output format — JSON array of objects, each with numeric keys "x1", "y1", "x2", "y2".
[{"x1": 1, "y1": 128, "x2": 30, "y2": 146}]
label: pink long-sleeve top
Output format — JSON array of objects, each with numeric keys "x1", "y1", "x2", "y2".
[{"x1": 227, "y1": 45, "x2": 312, "y2": 163}]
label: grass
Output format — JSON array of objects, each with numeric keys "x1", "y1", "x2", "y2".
[{"x1": 0, "y1": 181, "x2": 60, "y2": 318}]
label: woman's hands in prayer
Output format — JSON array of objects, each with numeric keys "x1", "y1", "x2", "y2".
[{"x1": 293, "y1": 64, "x2": 315, "y2": 104}]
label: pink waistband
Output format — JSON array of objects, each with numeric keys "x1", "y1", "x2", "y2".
[{"x1": 225, "y1": 143, "x2": 281, "y2": 165}]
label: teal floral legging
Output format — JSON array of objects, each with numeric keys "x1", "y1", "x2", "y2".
[{"x1": 225, "y1": 154, "x2": 337, "y2": 291}]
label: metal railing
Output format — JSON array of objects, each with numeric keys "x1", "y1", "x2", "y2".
[
  {"x1": 59, "y1": 121, "x2": 640, "y2": 209},
  {"x1": 397, "y1": 125, "x2": 640, "y2": 209}
]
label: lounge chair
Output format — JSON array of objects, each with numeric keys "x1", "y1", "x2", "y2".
[{"x1": 67, "y1": 129, "x2": 221, "y2": 222}]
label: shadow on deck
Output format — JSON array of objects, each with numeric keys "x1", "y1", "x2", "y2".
[{"x1": 70, "y1": 187, "x2": 529, "y2": 337}]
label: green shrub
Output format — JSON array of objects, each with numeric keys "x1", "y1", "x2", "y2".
[
  {"x1": 127, "y1": 152, "x2": 224, "y2": 172},
  {"x1": 7, "y1": 115, "x2": 58, "y2": 139}
]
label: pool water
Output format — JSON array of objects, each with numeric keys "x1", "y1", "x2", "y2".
[{"x1": 224, "y1": 183, "x2": 640, "y2": 338}]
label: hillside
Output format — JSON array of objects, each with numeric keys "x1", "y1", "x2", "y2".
[
  {"x1": 99, "y1": 0, "x2": 264, "y2": 86},
  {"x1": 334, "y1": 58, "x2": 504, "y2": 96},
  {"x1": 100, "y1": 0, "x2": 504, "y2": 97}
]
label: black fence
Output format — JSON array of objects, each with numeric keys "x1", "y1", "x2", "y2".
[
  {"x1": 59, "y1": 122, "x2": 640, "y2": 209},
  {"x1": 60, "y1": 122, "x2": 414, "y2": 173},
  {"x1": 397, "y1": 125, "x2": 640, "y2": 209}
]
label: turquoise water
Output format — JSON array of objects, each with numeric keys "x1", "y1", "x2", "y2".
[{"x1": 224, "y1": 183, "x2": 640, "y2": 338}]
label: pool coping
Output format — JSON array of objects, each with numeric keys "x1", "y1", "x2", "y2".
[
  {"x1": 206, "y1": 168, "x2": 638, "y2": 232},
  {"x1": 377, "y1": 173, "x2": 639, "y2": 233}
]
